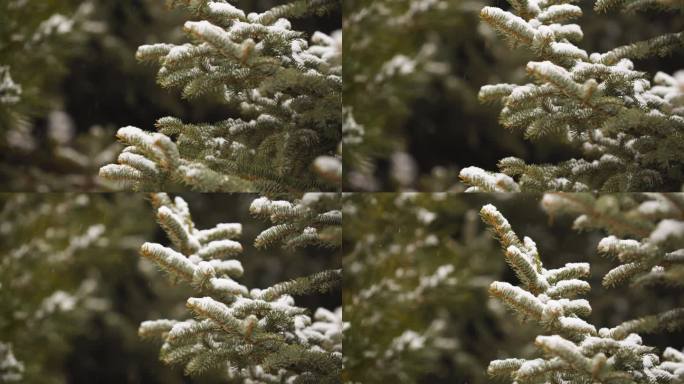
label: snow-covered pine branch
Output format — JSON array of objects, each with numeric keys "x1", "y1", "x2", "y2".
[
  {"x1": 139, "y1": 193, "x2": 342, "y2": 381},
  {"x1": 250, "y1": 193, "x2": 341, "y2": 250},
  {"x1": 460, "y1": 0, "x2": 684, "y2": 192},
  {"x1": 483, "y1": 202, "x2": 684, "y2": 383},
  {"x1": 100, "y1": 0, "x2": 341, "y2": 193},
  {"x1": 542, "y1": 193, "x2": 684, "y2": 287}
]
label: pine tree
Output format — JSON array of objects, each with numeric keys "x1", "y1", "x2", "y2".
[
  {"x1": 460, "y1": 0, "x2": 684, "y2": 192},
  {"x1": 482, "y1": 200, "x2": 684, "y2": 383},
  {"x1": 342, "y1": 192, "x2": 684, "y2": 382},
  {"x1": 99, "y1": 0, "x2": 342, "y2": 193},
  {"x1": 138, "y1": 193, "x2": 341, "y2": 382}
]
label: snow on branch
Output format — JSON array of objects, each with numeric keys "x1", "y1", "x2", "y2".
[
  {"x1": 483, "y1": 202, "x2": 684, "y2": 383},
  {"x1": 138, "y1": 193, "x2": 341, "y2": 381},
  {"x1": 100, "y1": 0, "x2": 342, "y2": 193},
  {"x1": 461, "y1": 0, "x2": 684, "y2": 191}
]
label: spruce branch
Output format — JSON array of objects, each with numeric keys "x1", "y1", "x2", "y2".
[
  {"x1": 606, "y1": 308, "x2": 684, "y2": 339},
  {"x1": 462, "y1": 0, "x2": 684, "y2": 191},
  {"x1": 137, "y1": 193, "x2": 341, "y2": 381},
  {"x1": 543, "y1": 193, "x2": 684, "y2": 287},
  {"x1": 251, "y1": 193, "x2": 342, "y2": 251},
  {"x1": 484, "y1": 202, "x2": 684, "y2": 383},
  {"x1": 481, "y1": 204, "x2": 595, "y2": 339},
  {"x1": 259, "y1": 269, "x2": 342, "y2": 301},
  {"x1": 480, "y1": 7, "x2": 535, "y2": 46},
  {"x1": 459, "y1": 166, "x2": 521, "y2": 192},
  {"x1": 100, "y1": 0, "x2": 342, "y2": 192}
]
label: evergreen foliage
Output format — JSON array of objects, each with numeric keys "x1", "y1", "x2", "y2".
[
  {"x1": 0, "y1": 1, "x2": 118, "y2": 191},
  {"x1": 0, "y1": 1, "x2": 98, "y2": 129},
  {"x1": 483, "y1": 199, "x2": 684, "y2": 383},
  {"x1": 0, "y1": 193, "x2": 339, "y2": 383},
  {"x1": 100, "y1": 0, "x2": 342, "y2": 193},
  {"x1": 542, "y1": 193, "x2": 684, "y2": 287},
  {"x1": 250, "y1": 193, "x2": 341, "y2": 250},
  {"x1": 0, "y1": 193, "x2": 156, "y2": 384},
  {"x1": 343, "y1": 193, "x2": 684, "y2": 383},
  {"x1": 342, "y1": 193, "x2": 510, "y2": 383},
  {"x1": 343, "y1": 0, "x2": 507, "y2": 191},
  {"x1": 460, "y1": 0, "x2": 684, "y2": 192},
  {"x1": 139, "y1": 193, "x2": 341, "y2": 382}
]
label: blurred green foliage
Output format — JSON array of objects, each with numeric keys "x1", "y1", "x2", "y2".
[
  {"x1": 0, "y1": 0, "x2": 182, "y2": 191},
  {"x1": 342, "y1": 193, "x2": 506, "y2": 382}
]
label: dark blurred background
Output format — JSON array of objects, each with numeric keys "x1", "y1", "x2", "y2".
[{"x1": 0, "y1": 193, "x2": 340, "y2": 383}]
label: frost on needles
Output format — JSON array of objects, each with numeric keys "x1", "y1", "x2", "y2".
[
  {"x1": 460, "y1": 0, "x2": 684, "y2": 192},
  {"x1": 250, "y1": 193, "x2": 342, "y2": 251},
  {"x1": 481, "y1": 201, "x2": 684, "y2": 383},
  {"x1": 138, "y1": 193, "x2": 342, "y2": 382},
  {"x1": 541, "y1": 193, "x2": 684, "y2": 292},
  {"x1": 99, "y1": 0, "x2": 342, "y2": 193}
]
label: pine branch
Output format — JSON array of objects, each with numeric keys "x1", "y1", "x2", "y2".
[
  {"x1": 483, "y1": 202, "x2": 683, "y2": 383},
  {"x1": 543, "y1": 193, "x2": 684, "y2": 287},
  {"x1": 259, "y1": 269, "x2": 342, "y2": 301},
  {"x1": 137, "y1": 193, "x2": 341, "y2": 381},
  {"x1": 462, "y1": 0, "x2": 684, "y2": 192},
  {"x1": 251, "y1": 193, "x2": 342, "y2": 251},
  {"x1": 100, "y1": 0, "x2": 342, "y2": 193},
  {"x1": 606, "y1": 308, "x2": 684, "y2": 339}
]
